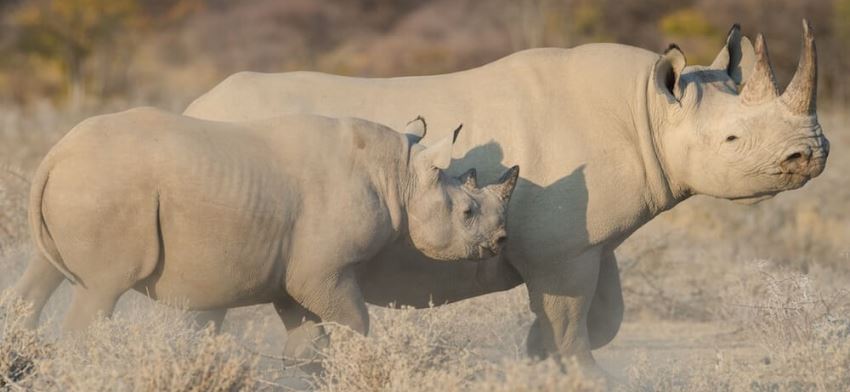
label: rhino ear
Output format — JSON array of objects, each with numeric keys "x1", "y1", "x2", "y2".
[
  {"x1": 413, "y1": 124, "x2": 461, "y2": 176},
  {"x1": 710, "y1": 24, "x2": 755, "y2": 85},
  {"x1": 404, "y1": 116, "x2": 427, "y2": 144},
  {"x1": 654, "y1": 44, "x2": 687, "y2": 102}
]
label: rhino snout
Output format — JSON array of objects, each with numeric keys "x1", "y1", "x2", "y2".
[
  {"x1": 779, "y1": 137, "x2": 828, "y2": 178},
  {"x1": 479, "y1": 230, "x2": 508, "y2": 258},
  {"x1": 779, "y1": 147, "x2": 811, "y2": 173}
]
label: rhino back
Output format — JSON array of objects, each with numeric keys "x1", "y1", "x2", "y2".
[{"x1": 185, "y1": 45, "x2": 663, "y2": 258}]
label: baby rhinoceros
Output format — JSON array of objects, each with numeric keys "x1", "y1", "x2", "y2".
[{"x1": 12, "y1": 108, "x2": 520, "y2": 344}]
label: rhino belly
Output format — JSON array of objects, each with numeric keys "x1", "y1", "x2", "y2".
[{"x1": 135, "y1": 180, "x2": 296, "y2": 309}]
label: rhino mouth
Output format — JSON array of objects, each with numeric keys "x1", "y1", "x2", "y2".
[
  {"x1": 478, "y1": 245, "x2": 499, "y2": 258},
  {"x1": 731, "y1": 193, "x2": 777, "y2": 205}
]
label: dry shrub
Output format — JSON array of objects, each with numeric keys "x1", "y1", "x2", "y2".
[
  {"x1": 0, "y1": 292, "x2": 263, "y2": 392},
  {"x1": 317, "y1": 305, "x2": 489, "y2": 391},
  {"x1": 736, "y1": 263, "x2": 850, "y2": 391},
  {"x1": 471, "y1": 358, "x2": 606, "y2": 392},
  {"x1": 39, "y1": 309, "x2": 258, "y2": 392},
  {"x1": 0, "y1": 292, "x2": 51, "y2": 389},
  {"x1": 624, "y1": 262, "x2": 850, "y2": 391},
  {"x1": 317, "y1": 301, "x2": 603, "y2": 392}
]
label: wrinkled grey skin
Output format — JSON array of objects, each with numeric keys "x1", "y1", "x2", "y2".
[
  {"x1": 182, "y1": 22, "x2": 828, "y2": 371},
  {"x1": 11, "y1": 110, "x2": 520, "y2": 364}
]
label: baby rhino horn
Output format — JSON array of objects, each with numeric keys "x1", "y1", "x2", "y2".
[
  {"x1": 491, "y1": 165, "x2": 520, "y2": 201},
  {"x1": 459, "y1": 168, "x2": 478, "y2": 189}
]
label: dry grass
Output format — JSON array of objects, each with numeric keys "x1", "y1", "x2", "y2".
[
  {"x1": 0, "y1": 106, "x2": 848, "y2": 390},
  {"x1": 0, "y1": 288, "x2": 262, "y2": 391},
  {"x1": 620, "y1": 261, "x2": 850, "y2": 391}
]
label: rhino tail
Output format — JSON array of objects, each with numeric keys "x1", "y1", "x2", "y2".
[{"x1": 28, "y1": 161, "x2": 82, "y2": 286}]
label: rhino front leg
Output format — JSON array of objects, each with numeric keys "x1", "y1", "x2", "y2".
[
  {"x1": 525, "y1": 248, "x2": 601, "y2": 370},
  {"x1": 297, "y1": 266, "x2": 369, "y2": 335},
  {"x1": 587, "y1": 250, "x2": 624, "y2": 349},
  {"x1": 282, "y1": 266, "x2": 370, "y2": 370},
  {"x1": 274, "y1": 296, "x2": 326, "y2": 372}
]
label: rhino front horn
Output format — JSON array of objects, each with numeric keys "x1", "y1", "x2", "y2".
[
  {"x1": 740, "y1": 33, "x2": 778, "y2": 106},
  {"x1": 492, "y1": 165, "x2": 520, "y2": 201},
  {"x1": 781, "y1": 19, "x2": 817, "y2": 116}
]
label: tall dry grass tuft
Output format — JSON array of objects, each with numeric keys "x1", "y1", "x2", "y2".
[
  {"x1": 39, "y1": 309, "x2": 259, "y2": 392},
  {"x1": 0, "y1": 291, "x2": 264, "y2": 391},
  {"x1": 317, "y1": 305, "x2": 490, "y2": 391},
  {"x1": 736, "y1": 263, "x2": 850, "y2": 391},
  {"x1": 624, "y1": 262, "x2": 850, "y2": 391},
  {"x1": 316, "y1": 302, "x2": 604, "y2": 392},
  {"x1": 0, "y1": 292, "x2": 51, "y2": 389}
]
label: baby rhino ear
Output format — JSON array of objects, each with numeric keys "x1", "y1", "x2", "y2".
[
  {"x1": 413, "y1": 124, "x2": 461, "y2": 171},
  {"x1": 404, "y1": 116, "x2": 427, "y2": 144}
]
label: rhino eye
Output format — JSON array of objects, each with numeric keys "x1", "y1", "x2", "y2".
[
  {"x1": 725, "y1": 135, "x2": 739, "y2": 142},
  {"x1": 462, "y1": 207, "x2": 474, "y2": 219}
]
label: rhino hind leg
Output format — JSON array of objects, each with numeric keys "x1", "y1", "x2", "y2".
[
  {"x1": 587, "y1": 251, "x2": 624, "y2": 350},
  {"x1": 40, "y1": 180, "x2": 162, "y2": 332},
  {"x1": 63, "y1": 285, "x2": 124, "y2": 332},
  {"x1": 11, "y1": 252, "x2": 66, "y2": 329}
]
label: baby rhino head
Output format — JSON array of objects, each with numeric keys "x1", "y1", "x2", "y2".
[{"x1": 403, "y1": 117, "x2": 520, "y2": 261}]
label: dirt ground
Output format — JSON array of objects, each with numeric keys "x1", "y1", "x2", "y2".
[{"x1": 597, "y1": 321, "x2": 756, "y2": 381}]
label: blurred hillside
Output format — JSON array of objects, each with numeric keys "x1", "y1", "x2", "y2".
[{"x1": 0, "y1": 0, "x2": 849, "y2": 110}]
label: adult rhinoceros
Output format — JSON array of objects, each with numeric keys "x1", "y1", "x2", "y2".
[{"x1": 183, "y1": 22, "x2": 828, "y2": 370}]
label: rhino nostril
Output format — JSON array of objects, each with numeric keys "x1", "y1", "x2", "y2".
[{"x1": 785, "y1": 152, "x2": 803, "y2": 162}]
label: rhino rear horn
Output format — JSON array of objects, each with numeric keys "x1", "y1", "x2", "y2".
[
  {"x1": 491, "y1": 165, "x2": 520, "y2": 201},
  {"x1": 740, "y1": 33, "x2": 779, "y2": 106},
  {"x1": 781, "y1": 19, "x2": 817, "y2": 116}
]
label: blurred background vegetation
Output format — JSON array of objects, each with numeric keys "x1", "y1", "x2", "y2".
[{"x1": 0, "y1": 0, "x2": 849, "y2": 110}]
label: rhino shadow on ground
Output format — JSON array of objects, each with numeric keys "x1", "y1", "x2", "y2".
[{"x1": 359, "y1": 141, "x2": 590, "y2": 307}]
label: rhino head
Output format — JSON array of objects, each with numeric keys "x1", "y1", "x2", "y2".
[
  {"x1": 651, "y1": 20, "x2": 828, "y2": 204},
  {"x1": 402, "y1": 117, "x2": 519, "y2": 261}
]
